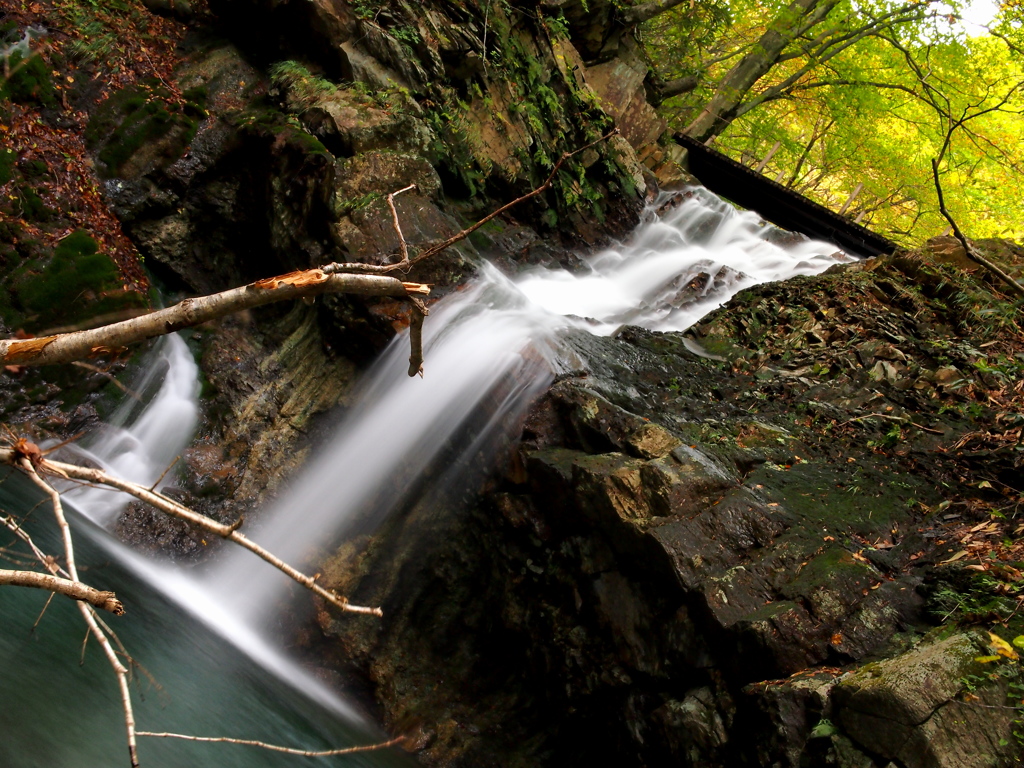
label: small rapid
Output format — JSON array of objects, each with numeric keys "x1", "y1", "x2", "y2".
[{"x1": 63, "y1": 334, "x2": 200, "y2": 525}]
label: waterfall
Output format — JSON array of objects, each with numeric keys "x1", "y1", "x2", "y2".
[
  {"x1": 5, "y1": 185, "x2": 847, "y2": 765},
  {"x1": 63, "y1": 334, "x2": 200, "y2": 525},
  {"x1": 212, "y1": 186, "x2": 847, "y2": 624}
]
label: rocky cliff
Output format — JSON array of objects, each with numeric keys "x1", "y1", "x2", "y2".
[{"x1": 316, "y1": 248, "x2": 1024, "y2": 767}]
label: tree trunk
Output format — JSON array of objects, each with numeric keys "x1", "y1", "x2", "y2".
[
  {"x1": 684, "y1": 0, "x2": 840, "y2": 142},
  {"x1": 0, "y1": 270, "x2": 428, "y2": 368}
]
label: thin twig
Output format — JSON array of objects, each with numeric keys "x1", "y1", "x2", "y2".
[
  {"x1": 31, "y1": 591, "x2": 56, "y2": 633},
  {"x1": 4, "y1": 452, "x2": 383, "y2": 617},
  {"x1": 385, "y1": 184, "x2": 416, "y2": 269},
  {"x1": 408, "y1": 129, "x2": 620, "y2": 269},
  {"x1": 77, "y1": 601, "x2": 139, "y2": 766},
  {"x1": 135, "y1": 732, "x2": 405, "y2": 757},
  {"x1": 148, "y1": 455, "x2": 180, "y2": 492},
  {"x1": 17, "y1": 461, "x2": 139, "y2": 766},
  {"x1": 321, "y1": 130, "x2": 619, "y2": 277},
  {"x1": 71, "y1": 362, "x2": 142, "y2": 402},
  {"x1": 838, "y1": 412, "x2": 944, "y2": 434},
  {"x1": 930, "y1": 157, "x2": 1024, "y2": 299}
]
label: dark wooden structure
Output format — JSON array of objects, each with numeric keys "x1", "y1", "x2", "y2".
[{"x1": 674, "y1": 134, "x2": 899, "y2": 258}]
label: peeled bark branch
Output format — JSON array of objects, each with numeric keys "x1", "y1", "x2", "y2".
[
  {"x1": 0, "y1": 271, "x2": 428, "y2": 368},
  {"x1": 0, "y1": 568, "x2": 124, "y2": 613}
]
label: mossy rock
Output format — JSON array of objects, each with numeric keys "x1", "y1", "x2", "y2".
[
  {"x1": 0, "y1": 48, "x2": 56, "y2": 107},
  {"x1": 0, "y1": 148, "x2": 16, "y2": 185},
  {"x1": 86, "y1": 80, "x2": 207, "y2": 178},
  {"x1": 2, "y1": 230, "x2": 146, "y2": 331}
]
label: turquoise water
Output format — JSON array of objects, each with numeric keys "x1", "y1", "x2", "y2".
[{"x1": 0, "y1": 470, "x2": 409, "y2": 768}]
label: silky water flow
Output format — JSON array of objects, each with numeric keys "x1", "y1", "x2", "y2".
[{"x1": 0, "y1": 187, "x2": 848, "y2": 766}]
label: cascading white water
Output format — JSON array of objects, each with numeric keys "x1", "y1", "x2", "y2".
[
  {"x1": 213, "y1": 186, "x2": 849, "y2": 624},
  {"x1": 212, "y1": 270, "x2": 567, "y2": 618},
  {"x1": 12, "y1": 185, "x2": 850, "y2": 766},
  {"x1": 516, "y1": 187, "x2": 845, "y2": 333},
  {"x1": 64, "y1": 334, "x2": 200, "y2": 525}
]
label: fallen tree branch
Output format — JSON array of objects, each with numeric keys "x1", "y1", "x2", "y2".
[
  {"x1": 0, "y1": 271, "x2": 429, "y2": 367},
  {"x1": 136, "y1": 732, "x2": 405, "y2": 757},
  {"x1": 0, "y1": 451, "x2": 382, "y2": 617},
  {"x1": 0, "y1": 568, "x2": 124, "y2": 613}
]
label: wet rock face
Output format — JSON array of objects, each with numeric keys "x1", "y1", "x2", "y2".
[{"x1": 314, "y1": 254, "x2": 1024, "y2": 768}]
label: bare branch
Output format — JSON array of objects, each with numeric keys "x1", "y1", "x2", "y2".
[
  {"x1": 408, "y1": 130, "x2": 620, "y2": 269},
  {"x1": 78, "y1": 600, "x2": 140, "y2": 767},
  {"x1": 322, "y1": 130, "x2": 619, "y2": 278},
  {"x1": 931, "y1": 157, "x2": 1024, "y2": 299},
  {"x1": 386, "y1": 184, "x2": 416, "y2": 267},
  {"x1": 70, "y1": 362, "x2": 142, "y2": 402},
  {"x1": 15, "y1": 460, "x2": 140, "y2": 766},
  {"x1": 2, "y1": 452, "x2": 383, "y2": 617},
  {"x1": 136, "y1": 732, "x2": 405, "y2": 757},
  {"x1": 0, "y1": 568, "x2": 124, "y2": 614}
]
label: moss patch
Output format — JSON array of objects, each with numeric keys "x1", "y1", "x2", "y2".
[
  {"x1": 2, "y1": 230, "x2": 146, "y2": 331},
  {"x1": 86, "y1": 79, "x2": 206, "y2": 178},
  {"x1": 0, "y1": 47, "x2": 56, "y2": 108}
]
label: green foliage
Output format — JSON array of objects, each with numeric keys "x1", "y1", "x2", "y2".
[
  {"x1": 650, "y1": 0, "x2": 1024, "y2": 243},
  {"x1": 390, "y1": 25, "x2": 421, "y2": 51},
  {"x1": 351, "y1": 0, "x2": 385, "y2": 20},
  {"x1": 268, "y1": 60, "x2": 338, "y2": 109},
  {"x1": 335, "y1": 191, "x2": 382, "y2": 217},
  {"x1": 59, "y1": 0, "x2": 148, "y2": 64},
  {"x1": 927, "y1": 568, "x2": 1024, "y2": 627}
]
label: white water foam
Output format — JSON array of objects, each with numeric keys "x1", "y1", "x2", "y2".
[
  {"x1": 57, "y1": 336, "x2": 367, "y2": 725},
  {"x1": 517, "y1": 187, "x2": 846, "y2": 334}
]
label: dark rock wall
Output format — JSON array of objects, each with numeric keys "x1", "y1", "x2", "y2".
[{"x1": 315, "y1": 256, "x2": 1024, "y2": 768}]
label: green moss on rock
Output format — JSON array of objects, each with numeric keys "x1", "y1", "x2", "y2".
[
  {"x1": 0, "y1": 48, "x2": 55, "y2": 107},
  {"x1": 87, "y1": 80, "x2": 207, "y2": 178},
  {"x1": 2, "y1": 230, "x2": 145, "y2": 331}
]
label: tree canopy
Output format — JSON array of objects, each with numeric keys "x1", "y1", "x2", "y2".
[{"x1": 644, "y1": 0, "x2": 1024, "y2": 244}]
